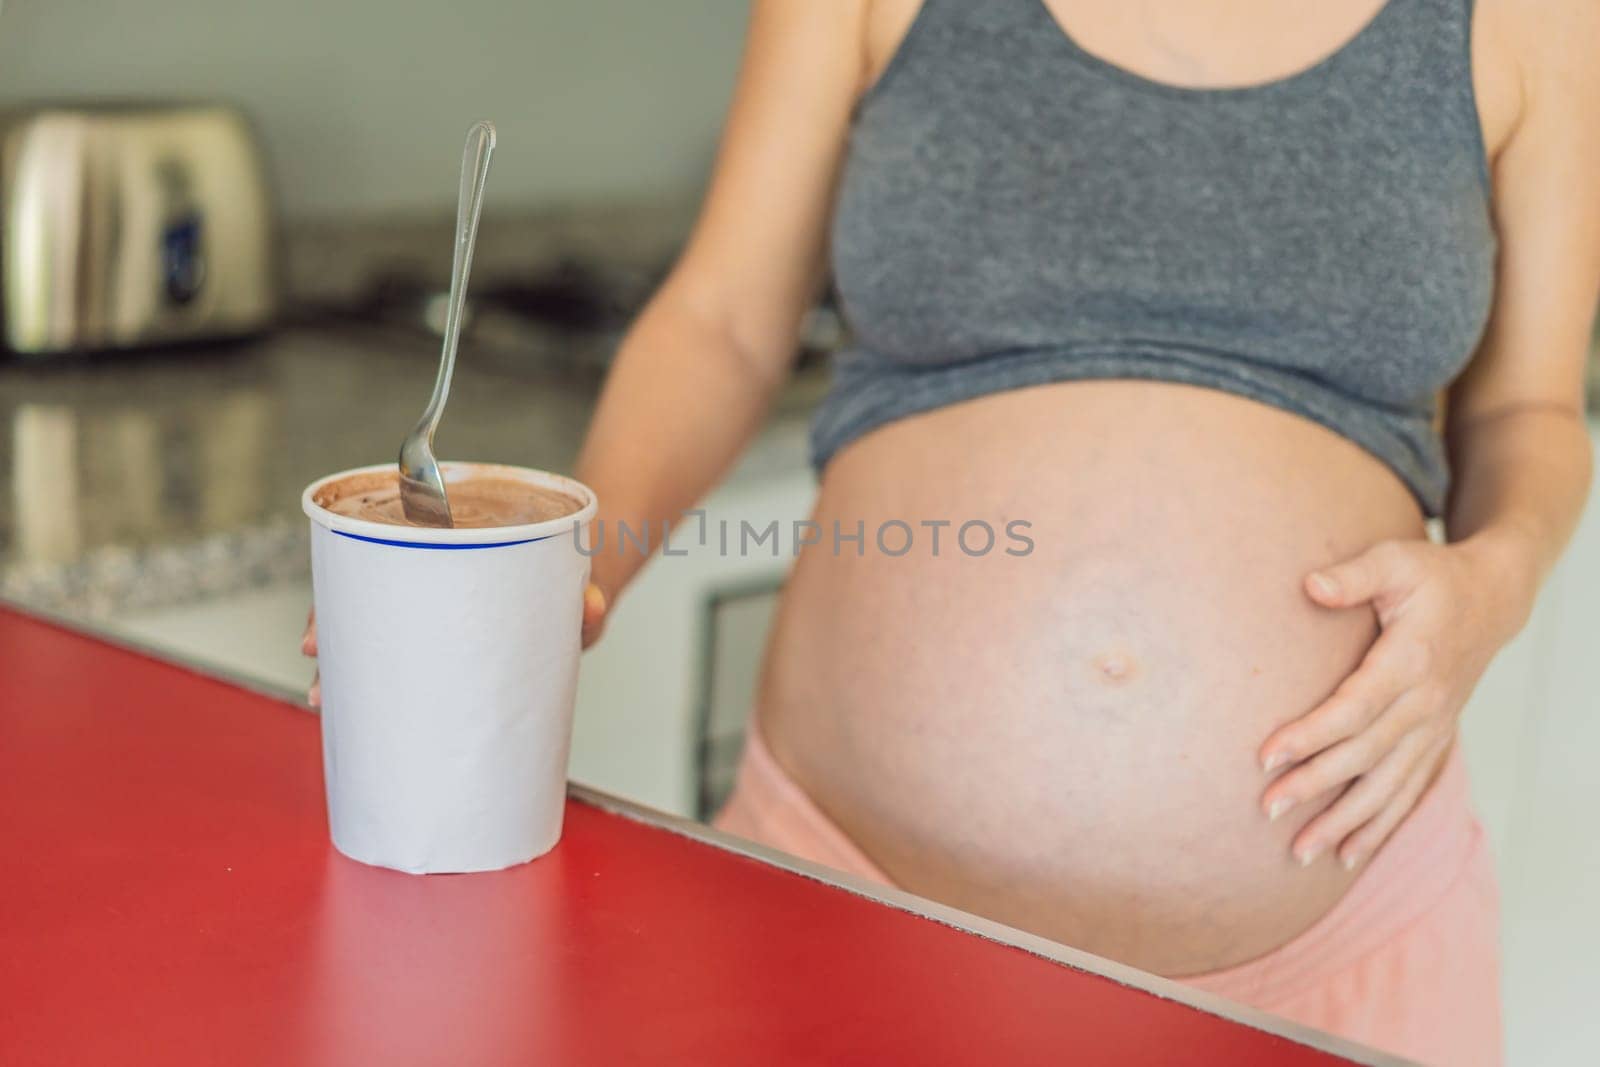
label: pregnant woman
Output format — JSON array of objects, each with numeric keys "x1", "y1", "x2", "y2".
[{"x1": 302, "y1": 0, "x2": 1597, "y2": 1062}]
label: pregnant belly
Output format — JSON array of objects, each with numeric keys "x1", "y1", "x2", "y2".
[{"x1": 756, "y1": 380, "x2": 1428, "y2": 976}]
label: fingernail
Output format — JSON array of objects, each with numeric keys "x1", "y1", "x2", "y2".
[
  {"x1": 1296, "y1": 844, "x2": 1320, "y2": 867},
  {"x1": 1310, "y1": 573, "x2": 1340, "y2": 599},
  {"x1": 1267, "y1": 797, "x2": 1295, "y2": 822},
  {"x1": 1341, "y1": 852, "x2": 1360, "y2": 871},
  {"x1": 1262, "y1": 750, "x2": 1291, "y2": 773}
]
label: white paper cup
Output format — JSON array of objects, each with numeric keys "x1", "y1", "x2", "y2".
[{"x1": 302, "y1": 462, "x2": 597, "y2": 874}]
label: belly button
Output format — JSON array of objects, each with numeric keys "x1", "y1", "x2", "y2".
[{"x1": 1091, "y1": 651, "x2": 1139, "y2": 685}]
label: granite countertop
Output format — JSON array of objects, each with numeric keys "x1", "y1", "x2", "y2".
[{"x1": 0, "y1": 324, "x2": 825, "y2": 621}]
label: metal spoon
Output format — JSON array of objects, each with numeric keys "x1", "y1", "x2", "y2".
[{"x1": 398, "y1": 120, "x2": 497, "y2": 527}]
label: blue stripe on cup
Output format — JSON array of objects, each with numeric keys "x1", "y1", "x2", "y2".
[{"x1": 332, "y1": 529, "x2": 559, "y2": 550}]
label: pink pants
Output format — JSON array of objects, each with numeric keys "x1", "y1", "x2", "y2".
[{"x1": 714, "y1": 727, "x2": 1502, "y2": 1067}]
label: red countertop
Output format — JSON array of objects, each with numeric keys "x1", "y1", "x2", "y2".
[{"x1": 0, "y1": 605, "x2": 1385, "y2": 1066}]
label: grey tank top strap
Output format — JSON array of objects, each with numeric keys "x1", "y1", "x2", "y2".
[{"x1": 815, "y1": 0, "x2": 1496, "y2": 517}]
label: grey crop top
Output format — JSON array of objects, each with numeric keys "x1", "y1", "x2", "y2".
[{"x1": 811, "y1": 0, "x2": 1496, "y2": 517}]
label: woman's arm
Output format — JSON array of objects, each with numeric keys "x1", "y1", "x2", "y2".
[
  {"x1": 1257, "y1": 0, "x2": 1600, "y2": 869},
  {"x1": 574, "y1": 0, "x2": 869, "y2": 642},
  {"x1": 302, "y1": 0, "x2": 870, "y2": 695},
  {"x1": 1442, "y1": 0, "x2": 1599, "y2": 596}
]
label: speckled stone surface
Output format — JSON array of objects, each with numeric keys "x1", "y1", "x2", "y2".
[{"x1": 0, "y1": 324, "x2": 823, "y2": 621}]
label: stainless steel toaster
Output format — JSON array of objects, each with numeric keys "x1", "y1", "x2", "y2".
[{"x1": 0, "y1": 103, "x2": 277, "y2": 355}]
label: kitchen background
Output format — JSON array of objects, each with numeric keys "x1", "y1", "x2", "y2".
[
  {"x1": 2, "y1": 3, "x2": 1597, "y2": 1064},
  {"x1": 3, "y1": 0, "x2": 744, "y2": 215}
]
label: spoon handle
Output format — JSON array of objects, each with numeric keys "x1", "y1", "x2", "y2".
[{"x1": 418, "y1": 121, "x2": 496, "y2": 440}]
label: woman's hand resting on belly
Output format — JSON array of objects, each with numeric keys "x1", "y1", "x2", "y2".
[{"x1": 1259, "y1": 534, "x2": 1537, "y2": 870}]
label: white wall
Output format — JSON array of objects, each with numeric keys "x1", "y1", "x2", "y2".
[{"x1": 0, "y1": 0, "x2": 747, "y2": 219}]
